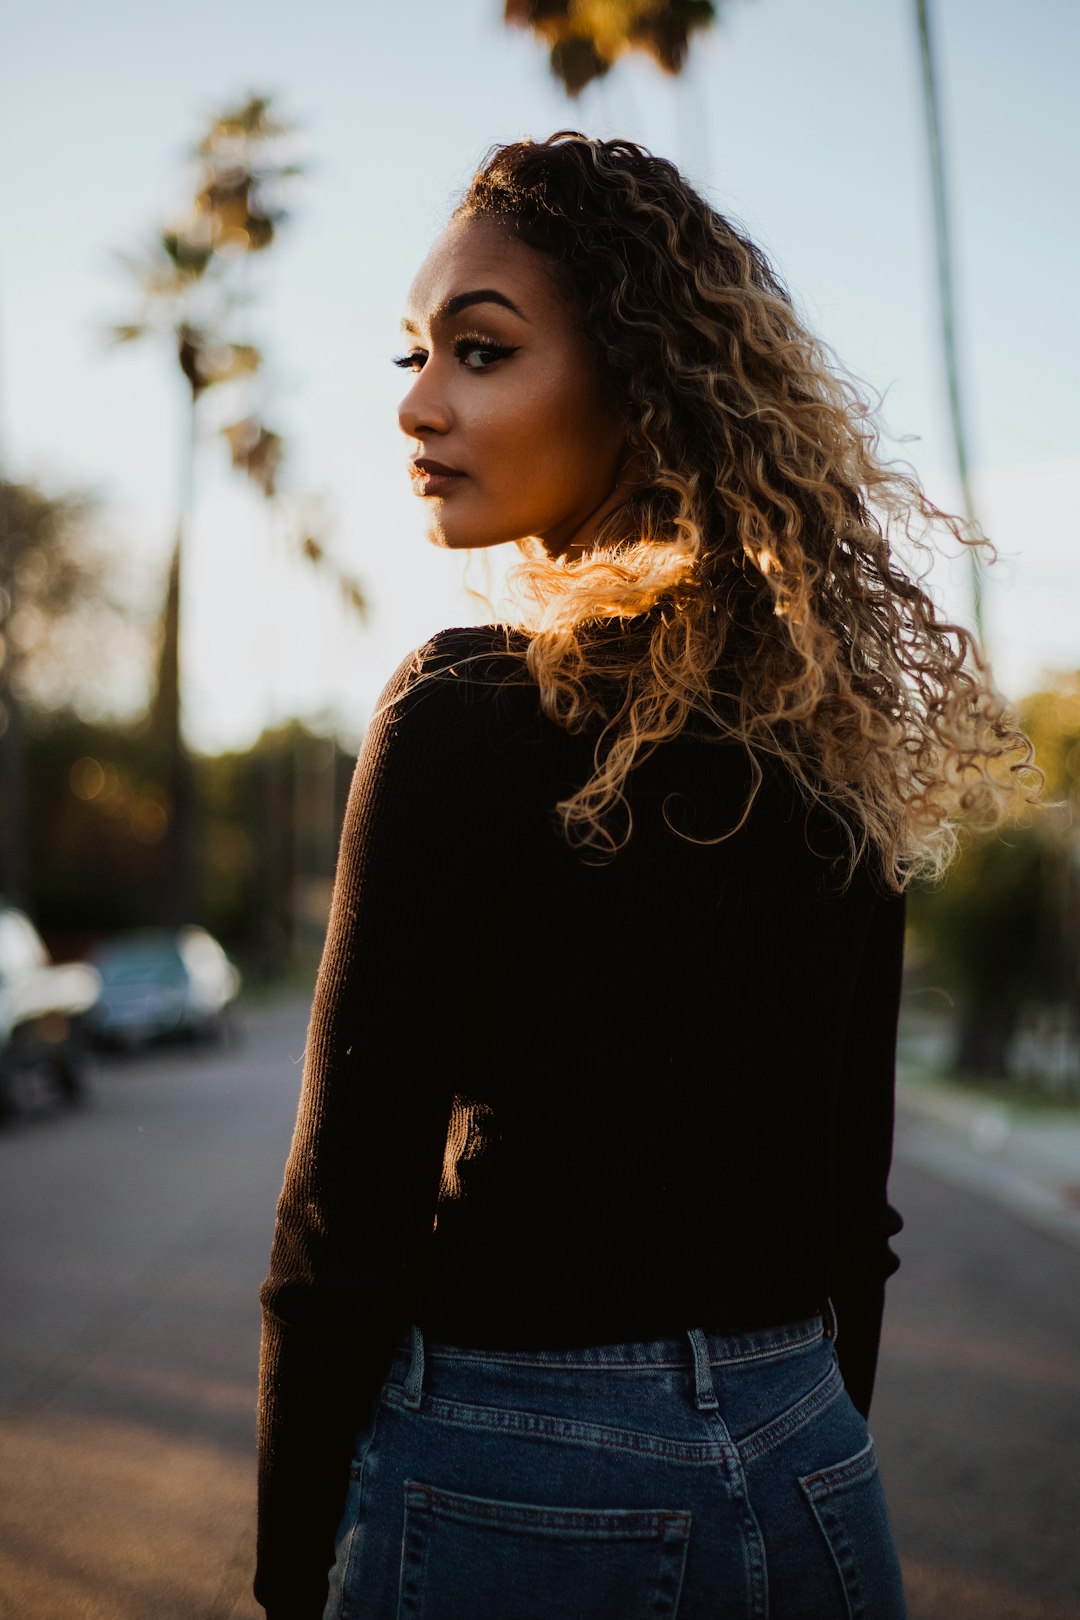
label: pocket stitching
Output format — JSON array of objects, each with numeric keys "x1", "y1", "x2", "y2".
[
  {"x1": 396, "y1": 1482, "x2": 691, "y2": 1619},
  {"x1": 798, "y1": 1433, "x2": 877, "y2": 1498},
  {"x1": 796, "y1": 1436, "x2": 884, "y2": 1620},
  {"x1": 403, "y1": 1478, "x2": 692, "y2": 1540}
]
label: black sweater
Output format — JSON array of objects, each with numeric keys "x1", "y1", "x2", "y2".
[{"x1": 255, "y1": 622, "x2": 906, "y2": 1618}]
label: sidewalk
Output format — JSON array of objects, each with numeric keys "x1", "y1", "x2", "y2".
[{"x1": 894, "y1": 1062, "x2": 1080, "y2": 1251}]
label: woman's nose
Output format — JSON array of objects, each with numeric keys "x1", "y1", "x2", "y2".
[{"x1": 398, "y1": 373, "x2": 451, "y2": 441}]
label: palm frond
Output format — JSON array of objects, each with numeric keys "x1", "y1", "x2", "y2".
[
  {"x1": 338, "y1": 576, "x2": 369, "y2": 621},
  {"x1": 218, "y1": 416, "x2": 284, "y2": 497},
  {"x1": 195, "y1": 93, "x2": 295, "y2": 154},
  {"x1": 160, "y1": 228, "x2": 214, "y2": 278},
  {"x1": 505, "y1": 0, "x2": 720, "y2": 93},
  {"x1": 198, "y1": 342, "x2": 262, "y2": 385},
  {"x1": 103, "y1": 322, "x2": 148, "y2": 346}
]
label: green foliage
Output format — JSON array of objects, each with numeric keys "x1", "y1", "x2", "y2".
[
  {"x1": 908, "y1": 827, "x2": 1045, "y2": 1009},
  {"x1": 907, "y1": 672, "x2": 1079, "y2": 1084},
  {"x1": 23, "y1": 709, "x2": 355, "y2": 977},
  {"x1": 24, "y1": 712, "x2": 170, "y2": 944},
  {"x1": 0, "y1": 477, "x2": 150, "y2": 715}
]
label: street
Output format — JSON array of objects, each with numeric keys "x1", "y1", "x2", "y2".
[
  {"x1": 1, "y1": 1000, "x2": 1078, "y2": 1619},
  {"x1": 0, "y1": 999, "x2": 305, "y2": 1620},
  {"x1": 873, "y1": 1153, "x2": 1080, "y2": 1620}
]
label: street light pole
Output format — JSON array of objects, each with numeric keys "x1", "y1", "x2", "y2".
[{"x1": 915, "y1": 0, "x2": 987, "y2": 652}]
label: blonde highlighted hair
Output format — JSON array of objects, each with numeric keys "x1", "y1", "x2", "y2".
[{"x1": 424, "y1": 132, "x2": 1042, "y2": 889}]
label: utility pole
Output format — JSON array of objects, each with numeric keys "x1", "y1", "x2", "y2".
[{"x1": 916, "y1": 0, "x2": 987, "y2": 652}]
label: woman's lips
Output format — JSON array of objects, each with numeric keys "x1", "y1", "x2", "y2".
[{"x1": 409, "y1": 459, "x2": 467, "y2": 497}]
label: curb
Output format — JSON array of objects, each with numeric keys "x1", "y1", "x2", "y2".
[{"x1": 894, "y1": 1069, "x2": 1080, "y2": 1248}]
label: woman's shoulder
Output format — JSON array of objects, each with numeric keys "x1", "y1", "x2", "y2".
[
  {"x1": 371, "y1": 623, "x2": 538, "y2": 739},
  {"x1": 385, "y1": 622, "x2": 531, "y2": 687},
  {"x1": 416, "y1": 622, "x2": 533, "y2": 674}
]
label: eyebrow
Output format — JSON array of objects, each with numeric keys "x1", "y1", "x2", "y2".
[{"x1": 400, "y1": 288, "x2": 529, "y2": 335}]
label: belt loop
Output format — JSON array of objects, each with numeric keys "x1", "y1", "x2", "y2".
[
  {"x1": 685, "y1": 1327, "x2": 719, "y2": 1412},
  {"x1": 402, "y1": 1323, "x2": 425, "y2": 1410},
  {"x1": 822, "y1": 1296, "x2": 839, "y2": 1343}
]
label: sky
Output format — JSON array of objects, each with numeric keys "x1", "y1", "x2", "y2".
[{"x1": 2, "y1": 0, "x2": 1077, "y2": 753}]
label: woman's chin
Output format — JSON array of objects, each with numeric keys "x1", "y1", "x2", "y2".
[{"x1": 426, "y1": 517, "x2": 513, "y2": 553}]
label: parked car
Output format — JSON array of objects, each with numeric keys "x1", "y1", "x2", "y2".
[
  {"x1": 0, "y1": 904, "x2": 101, "y2": 1119},
  {"x1": 85, "y1": 926, "x2": 242, "y2": 1050}
]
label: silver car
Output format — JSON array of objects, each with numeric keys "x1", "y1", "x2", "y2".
[{"x1": 86, "y1": 926, "x2": 242, "y2": 1050}]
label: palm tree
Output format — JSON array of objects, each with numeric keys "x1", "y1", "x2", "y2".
[
  {"x1": 504, "y1": 0, "x2": 719, "y2": 95},
  {"x1": 104, "y1": 94, "x2": 366, "y2": 924}
]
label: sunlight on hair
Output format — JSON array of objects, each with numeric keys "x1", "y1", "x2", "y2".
[{"x1": 432, "y1": 132, "x2": 1043, "y2": 886}]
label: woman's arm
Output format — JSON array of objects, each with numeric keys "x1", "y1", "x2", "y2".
[
  {"x1": 254, "y1": 631, "x2": 489, "y2": 1618},
  {"x1": 829, "y1": 884, "x2": 907, "y2": 1420}
]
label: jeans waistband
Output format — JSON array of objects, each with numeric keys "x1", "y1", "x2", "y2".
[
  {"x1": 386, "y1": 1304, "x2": 836, "y2": 1417},
  {"x1": 392, "y1": 1312, "x2": 828, "y2": 1371}
]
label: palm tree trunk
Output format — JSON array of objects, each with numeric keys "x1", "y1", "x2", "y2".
[
  {"x1": 0, "y1": 486, "x2": 26, "y2": 906},
  {"x1": 915, "y1": 0, "x2": 986, "y2": 650},
  {"x1": 0, "y1": 289, "x2": 26, "y2": 907},
  {"x1": 151, "y1": 391, "x2": 198, "y2": 924}
]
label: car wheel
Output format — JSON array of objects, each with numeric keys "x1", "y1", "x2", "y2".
[{"x1": 53, "y1": 1023, "x2": 90, "y2": 1105}]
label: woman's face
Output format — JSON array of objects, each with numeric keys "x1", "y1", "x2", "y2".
[{"x1": 397, "y1": 216, "x2": 633, "y2": 559}]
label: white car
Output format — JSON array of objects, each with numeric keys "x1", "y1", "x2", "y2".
[{"x1": 0, "y1": 905, "x2": 101, "y2": 1118}]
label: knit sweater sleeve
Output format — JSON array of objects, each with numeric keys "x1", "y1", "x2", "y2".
[
  {"x1": 828, "y1": 883, "x2": 907, "y2": 1419},
  {"x1": 253, "y1": 631, "x2": 487, "y2": 1619}
]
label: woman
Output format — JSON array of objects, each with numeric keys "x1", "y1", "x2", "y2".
[{"x1": 254, "y1": 133, "x2": 1037, "y2": 1619}]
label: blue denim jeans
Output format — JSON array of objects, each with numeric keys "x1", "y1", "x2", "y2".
[{"x1": 322, "y1": 1308, "x2": 907, "y2": 1619}]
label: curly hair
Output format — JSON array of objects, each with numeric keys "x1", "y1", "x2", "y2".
[{"x1": 426, "y1": 130, "x2": 1041, "y2": 889}]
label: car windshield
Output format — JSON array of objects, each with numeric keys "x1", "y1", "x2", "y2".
[{"x1": 94, "y1": 944, "x2": 187, "y2": 987}]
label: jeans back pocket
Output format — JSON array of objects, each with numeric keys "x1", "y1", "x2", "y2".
[
  {"x1": 396, "y1": 1479, "x2": 691, "y2": 1619},
  {"x1": 798, "y1": 1436, "x2": 907, "y2": 1619}
]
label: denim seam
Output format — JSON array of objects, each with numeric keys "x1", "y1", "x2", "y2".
[
  {"x1": 338, "y1": 1400, "x2": 386, "y2": 1620},
  {"x1": 381, "y1": 1385, "x2": 738, "y2": 1466},
  {"x1": 737, "y1": 1359, "x2": 846, "y2": 1464},
  {"x1": 402, "y1": 1481, "x2": 692, "y2": 1538},
  {"x1": 799, "y1": 1432, "x2": 877, "y2": 1494}
]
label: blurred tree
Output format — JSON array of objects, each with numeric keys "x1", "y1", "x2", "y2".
[
  {"x1": 0, "y1": 477, "x2": 149, "y2": 905},
  {"x1": 504, "y1": 1, "x2": 720, "y2": 94},
  {"x1": 25, "y1": 706, "x2": 355, "y2": 980},
  {"x1": 104, "y1": 92, "x2": 366, "y2": 926},
  {"x1": 908, "y1": 824, "x2": 1044, "y2": 1080},
  {"x1": 25, "y1": 712, "x2": 171, "y2": 947},
  {"x1": 200, "y1": 721, "x2": 353, "y2": 979},
  {"x1": 908, "y1": 673, "x2": 1078, "y2": 1089}
]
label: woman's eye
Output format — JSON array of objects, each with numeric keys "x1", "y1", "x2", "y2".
[
  {"x1": 390, "y1": 340, "x2": 518, "y2": 374},
  {"x1": 454, "y1": 339, "x2": 517, "y2": 370}
]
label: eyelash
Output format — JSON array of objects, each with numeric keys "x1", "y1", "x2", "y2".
[{"x1": 391, "y1": 334, "x2": 519, "y2": 373}]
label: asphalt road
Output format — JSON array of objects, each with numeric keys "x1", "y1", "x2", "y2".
[
  {"x1": 1, "y1": 1001, "x2": 1077, "y2": 1620},
  {"x1": 0, "y1": 998, "x2": 306, "y2": 1620},
  {"x1": 872, "y1": 1152, "x2": 1080, "y2": 1620}
]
